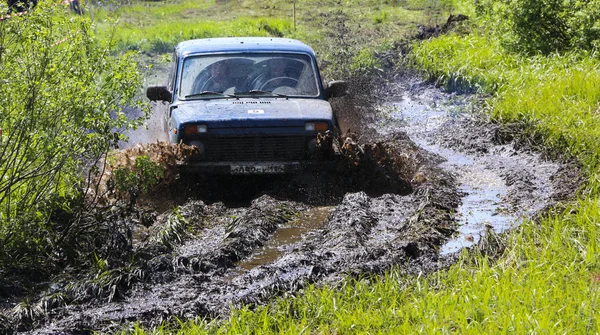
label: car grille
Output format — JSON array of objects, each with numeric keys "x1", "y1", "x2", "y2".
[{"x1": 204, "y1": 136, "x2": 307, "y2": 162}]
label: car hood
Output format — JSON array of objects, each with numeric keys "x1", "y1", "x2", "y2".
[{"x1": 172, "y1": 98, "x2": 333, "y2": 127}]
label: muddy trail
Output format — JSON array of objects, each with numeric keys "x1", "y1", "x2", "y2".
[{"x1": 5, "y1": 74, "x2": 580, "y2": 334}]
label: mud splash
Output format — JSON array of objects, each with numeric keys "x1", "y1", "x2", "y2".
[{"x1": 15, "y1": 127, "x2": 461, "y2": 333}]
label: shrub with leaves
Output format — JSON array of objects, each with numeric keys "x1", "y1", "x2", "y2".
[
  {"x1": 482, "y1": 0, "x2": 600, "y2": 54},
  {"x1": 0, "y1": 1, "x2": 146, "y2": 273}
]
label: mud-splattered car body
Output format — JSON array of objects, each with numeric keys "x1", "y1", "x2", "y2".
[{"x1": 147, "y1": 37, "x2": 346, "y2": 174}]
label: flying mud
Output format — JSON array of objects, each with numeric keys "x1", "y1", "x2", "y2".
[{"x1": 4, "y1": 74, "x2": 580, "y2": 334}]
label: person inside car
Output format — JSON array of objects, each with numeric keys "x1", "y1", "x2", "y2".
[
  {"x1": 202, "y1": 61, "x2": 234, "y2": 92},
  {"x1": 250, "y1": 58, "x2": 299, "y2": 91},
  {"x1": 270, "y1": 58, "x2": 287, "y2": 77}
]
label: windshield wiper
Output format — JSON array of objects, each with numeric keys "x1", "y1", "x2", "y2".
[
  {"x1": 235, "y1": 90, "x2": 288, "y2": 98},
  {"x1": 185, "y1": 91, "x2": 234, "y2": 98}
]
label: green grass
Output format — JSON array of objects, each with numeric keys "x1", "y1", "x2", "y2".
[
  {"x1": 91, "y1": 0, "x2": 294, "y2": 53},
  {"x1": 90, "y1": 0, "x2": 450, "y2": 73},
  {"x1": 110, "y1": 17, "x2": 293, "y2": 53},
  {"x1": 399, "y1": 27, "x2": 600, "y2": 332}
]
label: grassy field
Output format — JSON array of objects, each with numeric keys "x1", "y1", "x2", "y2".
[
  {"x1": 93, "y1": 0, "x2": 600, "y2": 333},
  {"x1": 91, "y1": 0, "x2": 451, "y2": 79}
]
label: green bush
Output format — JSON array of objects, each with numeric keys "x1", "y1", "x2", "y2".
[
  {"x1": 0, "y1": 2, "x2": 146, "y2": 273},
  {"x1": 507, "y1": 0, "x2": 573, "y2": 53},
  {"x1": 485, "y1": 0, "x2": 600, "y2": 54}
]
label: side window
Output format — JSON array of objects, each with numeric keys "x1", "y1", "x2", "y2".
[{"x1": 167, "y1": 52, "x2": 177, "y2": 91}]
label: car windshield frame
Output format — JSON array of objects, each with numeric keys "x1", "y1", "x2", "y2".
[{"x1": 177, "y1": 52, "x2": 321, "y2": 100}]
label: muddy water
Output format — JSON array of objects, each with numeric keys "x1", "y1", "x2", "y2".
[
  {"x1": 237, "y1": 206, "x2": 333, "y2": 271},
  {"x1": 120, "y1": 57, "x2": 172, "y2": 149},
  {"x1": 389, "y1": 98, "x2": 514, "y2": 253},
  {"x1": 120, "y1": 103, "x2": 169, "y2": 148},
  {"x1": 376, "y1": 80, "x2": 565, "y2": 254}
]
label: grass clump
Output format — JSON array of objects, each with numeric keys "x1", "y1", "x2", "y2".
[{"x1": 153, "y1": 207, "x2": 190, "y2": 249}]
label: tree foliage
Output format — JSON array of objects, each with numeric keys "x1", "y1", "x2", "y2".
[{"x1": 0, "y1": 2, "x2": 145, "y2": 272}]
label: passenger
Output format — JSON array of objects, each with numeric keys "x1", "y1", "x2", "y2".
[{"x1": 251, "y1": 58, "x2": 297, "y2": 91}]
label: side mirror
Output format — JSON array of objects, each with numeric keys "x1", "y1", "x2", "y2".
[
  {"x1": 146, "y1": 85, "x2": 172, "y2": 102},
  {"x1": 325, "y1": 80, "x2": 348, "y2": 99}
]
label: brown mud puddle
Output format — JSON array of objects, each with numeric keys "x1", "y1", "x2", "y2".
[{"x1": 237, "y1": 206, "x2": 333, "y2": 272}]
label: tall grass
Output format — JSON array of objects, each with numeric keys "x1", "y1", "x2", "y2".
[
  {"x1": 398, "y1": 23, "x2": 600, "y2": 334},
  {"x1": 412, "y1": 34, "x2": 600, "y2": 185}
]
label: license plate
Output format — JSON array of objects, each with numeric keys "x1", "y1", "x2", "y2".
[{"x1": 230, "y1": 164, "x2": 286, "y2": 175}]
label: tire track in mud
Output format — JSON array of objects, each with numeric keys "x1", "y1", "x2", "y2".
[
  {"x1": 27, "y1": 142, "x2": 459, "y2": 334},
  {"x1": 20, "y1": 76, "x2": 581, "y2": 334}
]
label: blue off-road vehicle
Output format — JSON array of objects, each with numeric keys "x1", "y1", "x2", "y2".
[{"x1": 146, "y1": 37, "x2": 346, "y2": 175}]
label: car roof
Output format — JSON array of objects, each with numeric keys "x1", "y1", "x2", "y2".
[{"x1": 176, "y1": 37, "x2": 316, "y2": 56}]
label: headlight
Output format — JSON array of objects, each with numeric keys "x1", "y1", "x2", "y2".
[
  {"x1": 305, "y1": 122, "x2": 329, "y2": 131},
  {"x1": 183, "y1": 124, "x2": 208, "y2": 134}
]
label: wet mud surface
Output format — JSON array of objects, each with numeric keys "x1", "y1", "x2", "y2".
[
  {"x1": 5, "y1": 74, "x2": 581, "y2": 334},
  {"x1": 372, "y1": 76, "x2": 580, "y2": 252}
]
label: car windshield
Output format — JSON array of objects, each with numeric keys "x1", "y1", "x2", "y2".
[{"x1": 179, "y1": 53, "x2": 320, "y2": 99}]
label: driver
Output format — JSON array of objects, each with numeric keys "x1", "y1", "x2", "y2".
[{"x1": 203, "y1": 61, "x2": 234, "y2": 92}]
